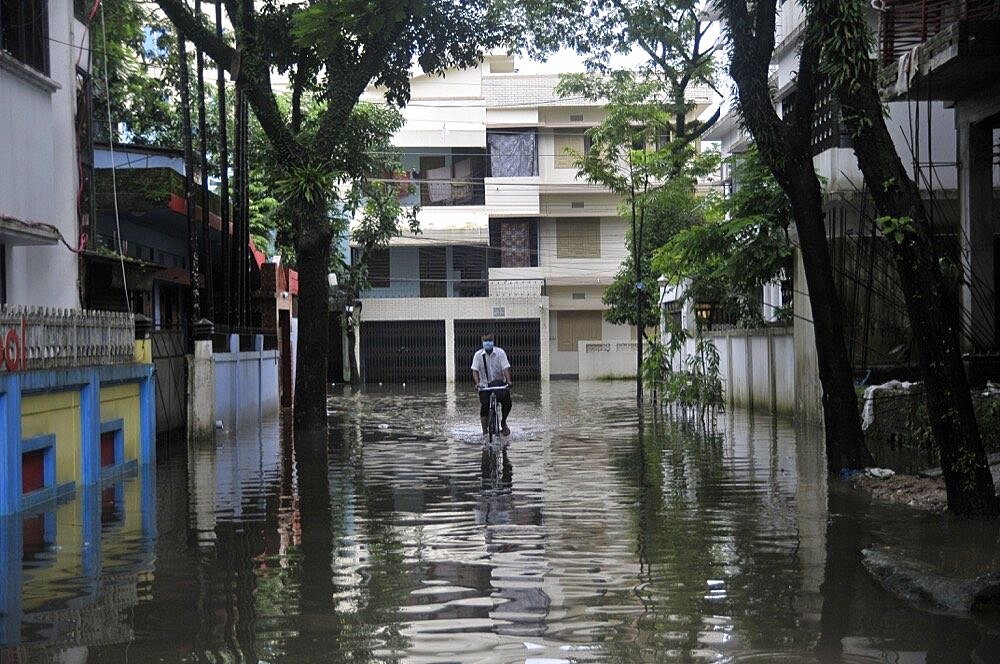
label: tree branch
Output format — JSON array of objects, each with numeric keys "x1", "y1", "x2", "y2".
[{"x1": 156, "y1": 0, "x2": 236, "y2": 70}]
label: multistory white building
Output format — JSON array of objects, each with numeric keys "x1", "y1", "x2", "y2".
[
  {"x1": 1, "y1": 0, "x2": 89, "y2": 307},
  {"x1": 353, "y1": 54, "x2": 712, "y2": 383}
]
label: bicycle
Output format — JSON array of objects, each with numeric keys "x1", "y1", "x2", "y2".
[{"x1": 478, "y1": 384, "x2": 508, "y2": 445}]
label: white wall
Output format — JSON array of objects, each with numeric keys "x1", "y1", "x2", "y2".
[
  {"x1": 668, "y1": 328, "x2": 796, "y2": 413},
  {"x1": 485, "y1": 176, "x2": 540, "y2": 215},
  {"x1": 0, "y1": 8, "x2": 83, "y2": 308}
]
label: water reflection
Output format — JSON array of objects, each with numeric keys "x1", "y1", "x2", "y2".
[
  {"x1": 0, "y1": 468, "x2": 156, "y2": 651},
  {"x1": 3, "y1": 381, "x2": 1000, "y2": 662}
]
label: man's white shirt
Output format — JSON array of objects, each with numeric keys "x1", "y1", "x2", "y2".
[{"x1": 471, "y1": 348, "x2": 510, "y2": 388}]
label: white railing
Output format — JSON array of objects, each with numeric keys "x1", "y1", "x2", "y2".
[
  {"x1": 488, "y1": 278, "x2": 546, "y2": 298},
  {"x1": 0, "y1": 306, "x2": 135, "y2": 371}
]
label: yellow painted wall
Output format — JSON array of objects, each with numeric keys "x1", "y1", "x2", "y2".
[
  {"x1": 100, "y1": 383, "x2": 141, "y2": 463},
  {"x1": 21, "y1": 391, "x2": 81, "y2": 486}
]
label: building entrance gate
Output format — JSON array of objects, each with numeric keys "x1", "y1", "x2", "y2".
[
  {"x1": 360, "y1": 320, "x2": 446, "y2": 383},
  {"x1": 454, "y1": 319, "x2": 541, "y2": 381}
]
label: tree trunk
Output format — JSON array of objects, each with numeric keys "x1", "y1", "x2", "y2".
[
  {"x1": 293, "y1": 205, "x2": 334, "y2": 432},
  {"x1": 719, "y1": 0, "x2": 873, "y2": 471},
  {"x1": 787, "y1": 166, "x2": 874, "y2": 472},
  {"x1": 821, "y1": 0, "x2": 998, "y2": 516},
  {"x1": 346, "y1": 320, "x2": 360, "y2": 384}
]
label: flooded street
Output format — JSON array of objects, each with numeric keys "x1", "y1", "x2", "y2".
[{"x1": 5, "y1": 381, "x2": 1000, "y2": 662}]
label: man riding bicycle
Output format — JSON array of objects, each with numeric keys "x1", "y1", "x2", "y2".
[{"x1": 471, "y1": 332, "x2": 512, "y2": 436}]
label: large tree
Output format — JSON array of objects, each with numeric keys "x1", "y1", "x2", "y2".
[
  {"x1": 713, "y1": 0, "x2": 873, "y2": 471},
  {"x1": 155, "y1": 0, "x2": 511, "y2": 431},
  {"x1": 816, "y1": 0, "x2": 996, "y2": 517}
]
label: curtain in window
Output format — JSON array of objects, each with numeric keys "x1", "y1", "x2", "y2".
[{"x1": 488, "y1": 132, "x2": 537, "y2": 177}]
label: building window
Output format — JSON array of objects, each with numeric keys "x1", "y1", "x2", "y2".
[
  {"x1": 489, "y1": 218, "x2": 538, "y2": 268},
  {"x1": 556, "y1": 219, "x2": 601, "y2": 258},
  {"x1": 557, "y1": 310, "x2": 603, "y2": 352},
  {"x1": 1, "y1": 0, "x2": 50, "y2": 75},
  {"x1": 487, "y1": 129, "x2": 538, "y2": 177},
  {"x1": 419, "y1": 246, "x2": 446, "y2": 297},
  {"x1": 554, "y1": 130, "x2": 582, "y2": 169},
  {"x1": 366, "y1": 248, "x2": 390, "y2": 288},
  {"x1": 398, "y1": 148, "x2": 486, "y2": 207}
]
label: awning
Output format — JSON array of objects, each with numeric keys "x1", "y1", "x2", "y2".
[{"x1": 0, "y1": 215, "x2": 61, "y2": 247}]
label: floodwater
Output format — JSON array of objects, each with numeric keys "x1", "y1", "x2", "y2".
[{"x1": 4, "y1": 381, "x2": 1000, "y2": 662}]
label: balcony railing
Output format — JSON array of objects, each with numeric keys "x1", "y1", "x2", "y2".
[
  {"x1": 878, "y1": 0, "x2": 1000, "y2": 64},
  {"x1": 0, "y1": 305, "x2": 135, "y2": 371},
  {"x1": 361, "y1": 278, "x2": 546, "y2": 299}
]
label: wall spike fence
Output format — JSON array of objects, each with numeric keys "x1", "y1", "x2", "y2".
[{"x1": 0, "y1": 305, "x2": 135, "y2": 371}]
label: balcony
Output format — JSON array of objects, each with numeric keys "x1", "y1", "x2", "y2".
[
  {"x1": 878, "y1": 0, "x2": 1000, "y2": 100},
  {"x1": 362, "y1": 277, "x2": 545, "y2": 300}
]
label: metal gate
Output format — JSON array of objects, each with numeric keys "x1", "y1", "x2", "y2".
[
  {"x1": 454, "y1": 319, "x2": 541, "y2": 381},
  {"x1": 151, "y1": 330, "x2": 187, "y2": 436},
  {"x1": 361, "y1": 320, "x2": 446, "y2": 383}
]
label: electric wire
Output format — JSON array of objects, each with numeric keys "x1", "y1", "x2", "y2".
[{"x1": 99, "y1": 1, "x2": 132, "y2": 315}]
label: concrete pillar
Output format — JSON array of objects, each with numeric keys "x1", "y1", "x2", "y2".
[
  {"x1": 80, "y1": 369, "x2": 100, "y2": 485},
  {"x1": 539, "y1": 303, "x2": 551, "y2": 381},
  {"x1": 187, "y1": 320, "x2": 216, "y2": 442},
  {"x1": 445, "y1": 318, "x2": 456, "y2": 382},
  {"x1": 0, "y1": 376, "x2": 22, "y2": 515},
  {"x1": 134, "y1": 314, "x2": 155, "y2": 464},
  {"x1": 957, "y1": 115, "x2": 996, "y2": 350}
]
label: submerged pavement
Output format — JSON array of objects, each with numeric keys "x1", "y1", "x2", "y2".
[{"x1": 4, "y1": 381, "x2": 1000, "y2": 662}]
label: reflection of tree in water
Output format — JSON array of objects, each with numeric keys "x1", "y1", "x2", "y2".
[
  {"x1": 281, "y1": 426, "x2": 412, "y2": 663},
  {"x1": 603, "y1": 414, "x2": 814, "y2": 661},
  {"x1": 815, "y1": 486, "x2": 989, "y2": 664}
]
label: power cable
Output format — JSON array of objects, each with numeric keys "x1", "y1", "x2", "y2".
[{"x1": 99, "y1": 1, "x2": 132, "y2": 315}]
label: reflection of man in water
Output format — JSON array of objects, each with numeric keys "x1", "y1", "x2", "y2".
[
  {"x1": 474, "y1": 448, "x2": 551, "y2": 636},
  {"x1": 475, "y1": 448, "x2": 513, "y2": 526}
]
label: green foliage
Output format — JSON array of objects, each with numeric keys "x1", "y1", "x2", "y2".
[
  {"x1": 603, "y1": 180, "x2": 710, "y2": 330},
  {"x1": 250, "y1": 99, "x2": 413, "y2": 273},
  {"x1": 653, "y1": 148, "x2": 792, "y2": 328},
  {"x1": 92, "y1": 0, "x2": 215, "y2": 148},
  {"x1": 554, "y1": 72, "x2": 718, "y2": 333},
  {"x1": 814, "y1": 0, "x2": 876, "y2": 98},
  {"x1": 653, "y1": 317, "x2": 724, "y2": 417},
  {"x1": 259, "y1": 0, "x2": 514, "y2": 107},
  {"x1": 874, "y1": 214, "x2": 913, "y2": 245},
  {"x1": 515, "y1": 0, "x2": 718, "y2": 92}
]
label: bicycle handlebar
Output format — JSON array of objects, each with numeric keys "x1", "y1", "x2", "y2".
[{"x1": 477, "y1": 384, "x2": 510, "y2": 392}]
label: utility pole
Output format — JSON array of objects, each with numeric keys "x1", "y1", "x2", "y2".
[
  {"x1": 178, "y1": 31, "x2": 201, "y2": 328},
  {"x1": 215, "y1": 0, "x2": 230, "y2": 328},
  {"x1": 195, "y1": 0, "x2": 213, "y2": 321}
]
